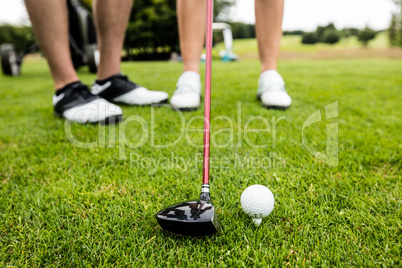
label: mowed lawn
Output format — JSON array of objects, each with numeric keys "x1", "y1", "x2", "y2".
[
  {"x1": 0, "y1": 52, "x2": 401, "y2": 266},
  {"x1": 219, "y1": 32, "x2": 402, "y2": 60}
]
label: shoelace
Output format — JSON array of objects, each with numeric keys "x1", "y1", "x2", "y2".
[
  {"x1": 174, "y1": 83, "x2": 199, "y2": 95},
  {"x1": 70, "y1": 84, "x2": 95, "y2": 99},
  {"x1": 259, "y1": 72, "x2": 287, "y2": 94},
  {"x1": 119, "y1": 75, "x2": 139, "y2": 89}
]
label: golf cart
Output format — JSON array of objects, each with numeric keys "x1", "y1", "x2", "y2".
[
  {"x1": 0, "y1": 0, "x2": 99, "y2": 76},
  {"x1": 213, "y1": 22, "x2": 239, "y2": 61}
]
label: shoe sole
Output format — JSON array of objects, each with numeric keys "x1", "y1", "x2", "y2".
[
  {"x1": 54, "y1": 112, "x2": 123, "y2": 125},
  {"x1": 99, "y1": 115, "x2": 124, "y2": 125},
  {"x1": 262, "y1": 105, "x2": 290, "y2": 110},
  {"x1": 112, "y1": 98, "x2": 169, "y2": 106},
  {"x1": 170, "y1": 106, "x2": 199, "y2": 112},
  {"x1": 257, "y1": 95, "x2": 290, "y2": 110}
]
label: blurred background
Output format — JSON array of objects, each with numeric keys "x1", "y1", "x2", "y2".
[{"x1": 0, "y1": 0, "x2": 401, "y2": 62}]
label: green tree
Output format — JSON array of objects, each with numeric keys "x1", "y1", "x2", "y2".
[
  {"x1": 315, "y1": 23, "x2": 336, "y2": 42},
  {"x1": 389, "y1": 0, "x2": 402, "y2": 46},
  {"x1": 214, "y1": 0, "x2": 236, "y2": 21},
  {"x1": 124, "y1": 0, "x2": 178, "y2": 59},
  {"x1": 301, "y1": 23, "x2": 341, "y2": 45},
  {"x1": 283, "y1": 30, "x2": 305, "y2": 36},
  {"x1": 230, "y1": 22, "x2": 256, "y2": 39},
  {"x1": 358, "y1": 27, "x2": 377, "y2": 47},
  {"x1": 0, "y1": 25, "x2": 35, "y2": 53},
  {"x1": 322, "y1": 29, "x2": 341, "y2": 44},
  {"x1": 341, "y1": 27, "x2": 359, "y2": 38},
  {"x1": 389, "y1": 15, "x2": 398, "y2": 46},
  {"x1": 301, "y1": 32, "x2": 319, "y2": 44},
  {"x1": 123, "y1": 0, "x2": 237, "y2": 59}
]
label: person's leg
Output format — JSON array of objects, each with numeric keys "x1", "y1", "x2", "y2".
[
  {"x1": 92, "y1": 0, "x2": 132, "y2": 80},
  {"x1": 90, "y1": 0, "x2": 168, "y2": 105},
  {"x1": 177, "y1": 0, "x2": 207, "y2": 74},
  {"x1": 170, "y1": 0, "x2": 206, "y2": 110},
  {"x1": 24, "y1": 0, "x2": 78, "y2": 89},
  {"x1": 255, "y1": 0, "x2": 291, "y2": 109},
  {"x1": 24, "y1": 0, "x2": 123, "y2": 124},
  {"x1": 255, "y1": 0, "x2": 284, "y2": 72}
]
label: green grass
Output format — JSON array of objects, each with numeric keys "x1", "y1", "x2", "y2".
[{"x1": 0, "y1": 55, "x2": 401, "y2": 266}]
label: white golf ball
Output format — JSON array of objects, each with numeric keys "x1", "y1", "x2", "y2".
[{"x1": 241, "y1": 184, "x2": 275, "y2": 226}]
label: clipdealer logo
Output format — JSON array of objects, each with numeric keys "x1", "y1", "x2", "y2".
[
  {"x1": 63, "y1": 101, "x2": 339, "y2": 167},
  {"x1": 302, "y1": 101, "x2": 338, "y2": 167}
]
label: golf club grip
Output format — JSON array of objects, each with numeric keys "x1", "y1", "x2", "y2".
[{"x1": 203, "y1": 0, "x2": 214, "y2": 185}]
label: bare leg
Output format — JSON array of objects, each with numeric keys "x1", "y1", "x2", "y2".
[
  {"x1": 93, "y1": 0, "x2": 133, "y2": 80},
  {"x1": 177, "y1": 0, "x2": 207, "y2": 74},
  {"x1": 255, "y1": 0, "x2": 284, "y2": 72},
  {"x1": 24, "y1": 0, "x2": 79, "y2": 90}
]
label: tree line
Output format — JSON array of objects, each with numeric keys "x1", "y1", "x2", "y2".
[
  {"x1": 389, "y1": 0, "x2": 402, "y2": 46},
  {"x1": 301, "y1": 23, "x2": 378, "y2": 47}
]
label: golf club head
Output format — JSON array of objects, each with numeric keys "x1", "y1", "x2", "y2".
[{"x1": 156, "y1": 200, "x2": 220, "y2": 237}]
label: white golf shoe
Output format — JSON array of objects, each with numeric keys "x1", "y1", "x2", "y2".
[
  {"x1": 257, "y1": 70, "x2": 292, "y2": 110},
  {"x1": 170, "y1": 71, "x2": 201, "y2": 111},
  {"x1": 53, "y1": 82, "x2": 123, "y2": 125},
  {"x1": 92, "y1": 74, "x2": 169, "y2": 106}
]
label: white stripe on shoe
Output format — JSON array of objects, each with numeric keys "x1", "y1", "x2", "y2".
[{"x1": 92, "y1": 81, "x2": 112, "y2": 95}]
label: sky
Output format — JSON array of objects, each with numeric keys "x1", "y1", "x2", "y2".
[
  {"x1": 231, "y1": 0, "x2": 397, "y2": 31},
  {"x1": 0, "y1": 0, "x2": 398, "y2": 31}
]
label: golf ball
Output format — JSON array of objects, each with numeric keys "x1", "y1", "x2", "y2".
[{"x1": 241, "y1": 184, "x2": 275, "y2": 226}]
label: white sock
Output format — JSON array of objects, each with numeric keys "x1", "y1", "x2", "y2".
[
  {"x1": 260, "y1": 70, "x2": 279, "y2": 78},
  {"x1": 178, "y1": 71, "x2": 200, "y2": 83},
  {"x1": 175, "y1": 71, "x2": 202, "y2": 95},
  {"x1": 259, "y1": 70, "x2": 284, "y2": 85}
]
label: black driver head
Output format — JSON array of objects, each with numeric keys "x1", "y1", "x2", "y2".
[{"x1": 156, "y1": 200, "x2": 220, "y2": 236}]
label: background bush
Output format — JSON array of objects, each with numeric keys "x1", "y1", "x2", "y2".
[
  {"x1": 229, "y1": 23, "x2": 256, "y2": 39},
  {"x1": 389, "y1": 0, "x2": 402, "y2": 47},
  {"x1": 123, "y1": 0, "x2": 234, "y2": 59},
  {"x1": 124, "y1": 0, "x2": 178, "y2": 60},
  {"x1": 301, "y1": 32, "x2": 319, "y2": 44},
  {"x1": 322, "y1": 29, "x2": 341, "y2": 44},
  {"x1": 301, "y1": 23, "x2": 341, "y2": 45},
  {"x1": 358, "y1": 27, "x2": 377, "y2": 47},
  {"x1": 0, "y1": 24, "x2": 35, "y2": 53}
]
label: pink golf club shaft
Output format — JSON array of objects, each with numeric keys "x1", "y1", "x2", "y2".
[{"x1": 203, "y1": 0, "x2": 214, "y2": 185}]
